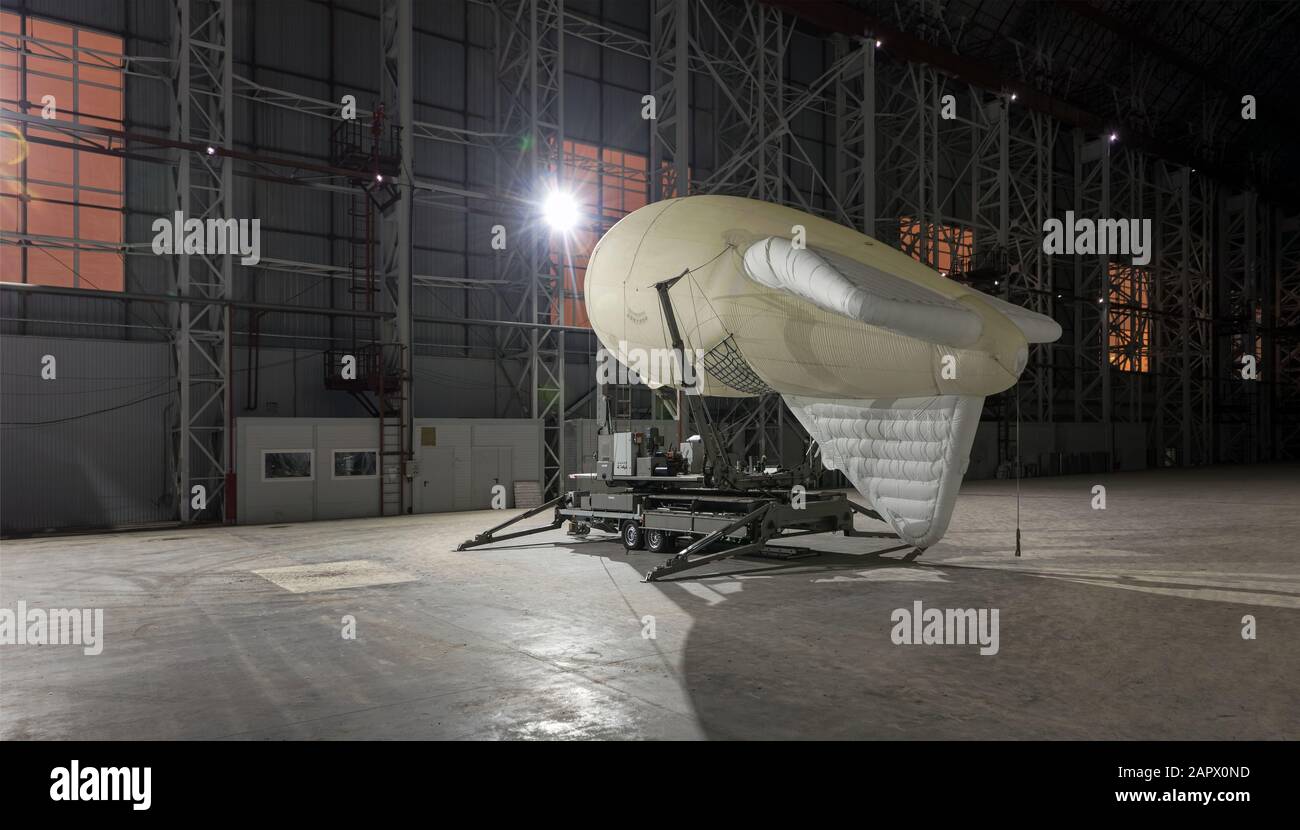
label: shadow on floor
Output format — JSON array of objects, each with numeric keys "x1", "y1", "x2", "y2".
[{"x1": 536, "y1": 528, "x2": 1300, "y2": 739}]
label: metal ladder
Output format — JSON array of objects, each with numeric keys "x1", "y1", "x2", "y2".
[
  {"x1": 377, "y1": 345, "x2": 405, "y2": 517},
  {"x1": 347, "y1": 192, "x2": 377, "y2": 333}
]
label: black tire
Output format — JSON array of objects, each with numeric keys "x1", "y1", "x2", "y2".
[
  {"x1": 645, "y1": 528, "x2": 673, "y2": 553},
  {"x1": 621, "y1": 520, "x2": 645, "y2": 550}
]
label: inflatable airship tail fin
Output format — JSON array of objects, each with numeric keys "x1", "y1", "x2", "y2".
[
  {"x1": 742, "y1": 236, "x2": 1062, "y2": 348},
  {"x1": 742, "y1": 236, "x2": 983, "y2": 348},
  {"x1": 975, "y1": 293, "x2": 1062, "y2": 343},
  {"x1": 784, "y1": 393, "x2": 983, "y2": 549}
]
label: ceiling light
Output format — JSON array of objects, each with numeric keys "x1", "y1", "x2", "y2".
[{"x1": 542, "y1": 189, "x2": 580, "y2": 232}]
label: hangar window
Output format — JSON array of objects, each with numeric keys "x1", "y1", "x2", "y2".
[
  {"x1": 598, "y1": 147, "x2": 648, "y2": 220},
  {"x1": 657, "y1": 160, "x2": 689, "y2": 202},
  {"x1": 897, "y1": 217, "x2": 973, "y2": 276},
  {"x1": 263, "y1": 450, "x2": 314, "y2": 481},
  {"x1": 332, "y1": 450, "x2": 378, "y2": 479},
  {"x1": 548, "y1": 140, "x2": 650, "y2": 329},
  {"x1": 1108, "y1": 262, "x2": 1151, "y2": 373},
  {"x1": 0, "y1": 12, "x2": 125, "y2": 291}
]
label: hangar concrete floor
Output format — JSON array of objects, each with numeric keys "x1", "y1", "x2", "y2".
[{"x1": 2, "y1": 464, "x2": 1297, "y2": 740}]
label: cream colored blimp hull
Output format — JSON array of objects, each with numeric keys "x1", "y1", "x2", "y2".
[{"x1": 584, "y1": 195, "x2": 1061, "y2": 549}]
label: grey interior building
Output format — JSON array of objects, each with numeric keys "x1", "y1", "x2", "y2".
[{"x1": 1, "y1": 0, "x2": 1297, "y2": 742}]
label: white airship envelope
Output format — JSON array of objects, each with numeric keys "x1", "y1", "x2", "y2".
[{"x1": 585, "y1": 195, "x2": 1061, "y2": 550}]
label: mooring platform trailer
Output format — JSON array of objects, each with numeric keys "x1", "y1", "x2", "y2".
[
  {"x1": 456, "y1": 486, "x2": 888, "y2": 581},
  {"x1": 456, "y1": 271, "x2": 900, "y2": 580}
]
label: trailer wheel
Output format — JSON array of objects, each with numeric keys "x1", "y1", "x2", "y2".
[
  {"x1": 645, "y1": 528, "x2": 674, "y2": 553},
  {"x1": 620, "y1": 520, "x2": 645, "y2": 550}
]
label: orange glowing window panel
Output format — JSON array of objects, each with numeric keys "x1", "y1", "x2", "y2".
[
  {"x1": 548, "y1": 140, "x2": 651, "y2": 329},
  {"x1": 600, "y1": 147, "x2": 648, "y2": 218},
  {"x1": 657, "y1": 159, "x2": 689, "y2": 201},
  {"x1": 0, "y1": 12, "x2": 124, "y2": 290},
  {"x1": 1107, "y1": 262, "x2": 1151, "y2": 373},
  {"x1": 897, "y1": 217, "x2": 972, "y2": 276}
]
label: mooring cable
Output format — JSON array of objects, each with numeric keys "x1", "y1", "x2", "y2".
[{"x1": 1015, "y1": 384, "x2": 1022, "y2": 558}]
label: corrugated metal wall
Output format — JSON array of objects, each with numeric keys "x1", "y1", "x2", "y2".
[
  {"x1": 231, "y1": 345, "x2": 539, "y2": 419},
  {"x1": 2, "y1": 0, "x2": 838, "y2": 354},
  {"x1": 1, "y1": 335, "x2": 174, "y2": 533},
  {"x1": 3, "y1": 0, "x2": 799, "y2": 353},
  {"x1": 0, "y1": 0, "x2": 834, "y2": 530}
]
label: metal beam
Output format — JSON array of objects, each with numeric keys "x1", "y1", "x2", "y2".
[
  {"x1": 171, "y1": 0, "x2": 233, "y2": 524},
  {"x1": 379, "y1": 0, "x2": 415, "y2": 514}
]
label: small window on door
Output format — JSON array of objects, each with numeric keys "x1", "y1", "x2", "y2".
[
  {"x1": 332, "y1": 449, "x2": 377, "y2": 478},
  {"x1": 263, "y1": 450, "x2": 313, "y2": 481}
]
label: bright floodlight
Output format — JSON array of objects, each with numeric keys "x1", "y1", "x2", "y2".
[{"x1": 543, "y1": 190, "x2": 580, "y2": 231}]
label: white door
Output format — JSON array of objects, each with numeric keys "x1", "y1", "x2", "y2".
[
  {"x1": 470, "y1": 447, "x2": 513, "y2": 509},
  {"x1": 418, "y1": 446, "x2": 457, "y2": 513}
]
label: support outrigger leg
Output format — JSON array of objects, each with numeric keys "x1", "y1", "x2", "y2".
[
  {"x1": 643, "y1": 503, "x2": 774, "y2": 582},
  {"x1": 840, "y1": 500, "x2": 918, "y2": 556},
  {"x1": 456, "y1": 495, "x2": 565, "y2": 551}
]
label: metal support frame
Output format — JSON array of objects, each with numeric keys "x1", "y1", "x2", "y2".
[
  {"x1": 833, "y1": 34, "x2": 874, "y2": 236},
  {"x1": 686, "y1": 0, "x2": 850, "y2": 463},
  {"x1": 1152, "y1": 163, "x2": 1214, "y2": 466},
  {"x1": 1107, "y1": 147, "x2": 1149, "y2": 425},
  {"x1": 643, "y1": 502, "x2": 774, "y2": 582},
  {"x1": 692, "y1": 0, "x2": 788, "y2": 203},
  {"x1": 495, "y1": 0, "x2": 569, "y2": 498},
  {"x1": 1072, "y1": 131, "x2": 1113, "y2": 460},
  {"x1": 378, "y1": 0, "x2": 415, "y2": 514},
  {"x1": 1216, "y1": 190, "x2": 1266, "y2": 463},
  {"x1": 969, "y1": 97, "x2": 1060, "y2": 428},
  {"x1": 654, "y1": 273, "x2": 734, "y2": 486},
  {"x1": 877, "y1": 61, "x2": 945, "y2": 257},
  {"x1": 170, "y1": 0, "x2": 233, "y2": 522},
  {"x1": 1276, "y1": 213, "x2": 1300, "y2": 460},
  {"x1": 1009, "y1": 110, "x2": 1060, "y2": 424},
  {"x1": 456, "y1": 494, "x2": 566, "y2": 550},
  {"x1": 649, "y1": 0, "x2": 690, "y2": 201}
]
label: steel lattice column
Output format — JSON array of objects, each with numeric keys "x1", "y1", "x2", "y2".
[
  {"x1": 1152, "y1": 163, "x2": 1214, "y2": 466},
  {"x1": 1217, "y1": 191, "x2": 1264, "y2": 463},
  {"x1": 495, "y1": 0, "x2": 567, "y2": 497},
  {"x1": 971, "y1": 99, "x2": 1060, "y2": 425},
  {"x1": 170, "y1": 0, "x2": 232, "y2": 522},
  {"x1": 833, "y1": 34, "x2": 874, "y2": 235},
  {"x1": 1107, "y1": 148, "x2": 1149, "y2": 424},
  {"x1": 1072, "y1": 131, "x2": 1111, "y2": 455},
  {"x1": 378, "y1": 0, "x2": 414, "y2": 512},
  {"x1": 1275, "y1": 213, "x2": 1300, "y2": 459},
  {"x1": 649, "y1": 0, "x2": 690, "y2": 201},
  {"x1": 1010, "y1": 109, "x2": 1060, "y2": 424},
  {"x1": 877, "y1": 62, "x2": 938, "y2": 255}
]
